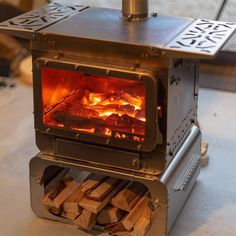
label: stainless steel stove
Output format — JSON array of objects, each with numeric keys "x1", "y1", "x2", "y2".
[{"x1": 0, "y1": 0, "x2": 235, "y2": 235}]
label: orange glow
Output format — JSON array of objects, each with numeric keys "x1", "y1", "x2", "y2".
[{"x1": 42, "y1": 67, "x2": 146, "y2": 142}]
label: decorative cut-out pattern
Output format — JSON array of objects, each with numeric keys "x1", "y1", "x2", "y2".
[
  {"x1": 0, "y1": 3, "x2": 87, "y2": 32},
  {"x1": 166, "y1": 19, "x2": 236, "y2": 56}
]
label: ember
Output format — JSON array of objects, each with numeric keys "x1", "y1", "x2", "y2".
[{"x1": 42, "y1": 67, "x2": 146, "y2": 142}]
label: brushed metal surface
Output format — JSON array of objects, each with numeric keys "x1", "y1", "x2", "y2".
[
  {"x1": 40, "y1": 7, "x2": 193, "y2": 49},
  {"x1": 166, "y1": 19, "x2": 236, "y2": 57},
  {"x1": 0, "y1": 3, "x2": 88, "y2": 39}
]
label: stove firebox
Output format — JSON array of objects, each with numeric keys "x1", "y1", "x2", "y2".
[{"x1": 0, "y1": 1, "x2": 235, "y2": 235}]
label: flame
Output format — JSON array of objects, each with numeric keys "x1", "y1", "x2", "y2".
[{"x1": 42, "y1": 68, "x2": 146, "y2": 142}]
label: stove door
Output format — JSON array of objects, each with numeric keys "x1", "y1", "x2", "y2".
[{"x1": 34, "y1": 58, "x2": 158, "y2": 152}]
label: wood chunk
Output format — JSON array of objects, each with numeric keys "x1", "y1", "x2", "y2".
[
  {"x1": 54, "y1": 180, "x2": 82, "y2": 210},
  {"x1": 87, "y1": 177, "x2": 120, "y2": 201},
  {"x1": 53, "y1": 171, "x2": 91, "y2": 211},
  {"x1": 62, "y1": 187, "x2": 85, "y2": 220},
  {"x1": 44, "y1": 169, "x2": 68, "y2": 194},
  {"x1": 201, "y1": 142, "x2": 209, "y2": 156},
  {"x1": 79, "y1": 180, "x2": 129, "y2": 214},
  {"x1": 43, "y1": 181, "x2": 67, "y2": 214},
  {"x1": 105, "y1": 220, "x2": 132, "y2": 236},
  {"x1": 62, "y1": 174, "x2": 106, "y2": 220},
  {"x1": 73, "y1": 209, "x2": 97, "y2": 231},
  {"x1": 132, "y1": 207, "x2": 153, "y2": 236},
  {"x1": 97, "y1": 205, "x2": 124, "y2": 225},
  {"x1": 62, "y1": 177, "x2": 74, "y2": 186},
  {"x1": 110, "y1": 182, "x2": 147, "y2": 212},
  {"x1": 80, "y1": 174, "x2": 107, "y2": 193},
  {"x1": 47, "y1": 181, "x2": 67, "y2": 200},
  {"x1": 62, "y1": 202, "x2": 83, "y2": 220},
  {"x1": 123, "y1": 194, "x2": 150, "y2": 231}
]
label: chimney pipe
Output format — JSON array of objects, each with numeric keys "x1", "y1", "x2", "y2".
[{"x1": 122, "y1": 0, "x2": 149, "y2": 20}]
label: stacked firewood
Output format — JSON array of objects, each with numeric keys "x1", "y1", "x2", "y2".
[{"x1": 43, "y1": 171, "x2": 153, "y2": 236}]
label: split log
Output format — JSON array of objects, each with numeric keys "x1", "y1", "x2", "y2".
[
  {"x1": 122, "y1": 194, "x2": 150, "y2": 231},
  {"x1": 104, "y1": 219, "x2": 132, "y2": 236},
  {"x1": 110, "y1": 182, "x2": 147, "y2": 212},
  {"x1": 44, "y1": 169, "x2": 68, "y2": 194},
  {"x1": 80, "y1": 174, "x2": 107, "y2": 193},
  {"x1": 87, "y1": 177, "x2": 120, "y2": 201},
  {"x1": 61, "y1": 174, "x2": 106, "y2": 220},
  {"x1": 43, "y1": 181, "x2": 67, "y2": 214},
  {"x1": 62, "y1": 177, "x2": 73, "y2": 186},
  {"x1": 53, "y1": 174, "x2": 88, "y2": 211},
  {"x1": 132, "y1": 206, "x2": 153, "y2": 236},
  {"x1": 97, "y1": 205, "x2": 124, "y2": 225},
  {"x1": 79, "y1": 180, "x2": 129, "y2": 214},
  {"x1": 73, "y1": 209, "x2": 97, "y2": 231},
  {"x1": 62, "y1": 187, "x2": 85, "y2": 220}
]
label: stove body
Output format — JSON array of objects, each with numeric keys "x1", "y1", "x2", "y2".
[
  {"x1": 31, "y1": 8, "x2": 199, "y2": 175},
  {"x1": 0, "y1": 2, "x2": 235, "y2": 235}
]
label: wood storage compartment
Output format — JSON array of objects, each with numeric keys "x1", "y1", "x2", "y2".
[
  {"x1": 42, "y1": 167, "x2": 155, "y2": 236},
  {"x1": 30, "y1": 127, "x2": 201, "y2": 236}
]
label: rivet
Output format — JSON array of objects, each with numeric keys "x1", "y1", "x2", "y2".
[
  {"x1": 36, "y1": 176, "x2": 42, "y2": 184},
  {"x1": 74, "y1": 65, "x2": 79, "y2": 70},
  {"x1": 138, "y1": 74, "x2": 142, "y2": 80},
  {"x1": 46, "y1": 128, "x2": 50, "y2": 133}
]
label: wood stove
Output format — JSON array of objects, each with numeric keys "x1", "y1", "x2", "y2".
[{"x1": 0, "y1": 1, "x2": 235, "y2": 235}]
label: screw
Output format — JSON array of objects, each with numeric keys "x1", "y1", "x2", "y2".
[{"x1": 76, "y1": 133, "x2": 80, "y2": 139}]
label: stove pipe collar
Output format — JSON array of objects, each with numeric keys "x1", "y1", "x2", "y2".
[{"x1": 122, "y1": 0, "x2": 149, "y2": 21}]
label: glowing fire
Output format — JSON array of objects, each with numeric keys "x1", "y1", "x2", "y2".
[{"x1": 42, "y1": 67, "x2": 146, "y2": 142}]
